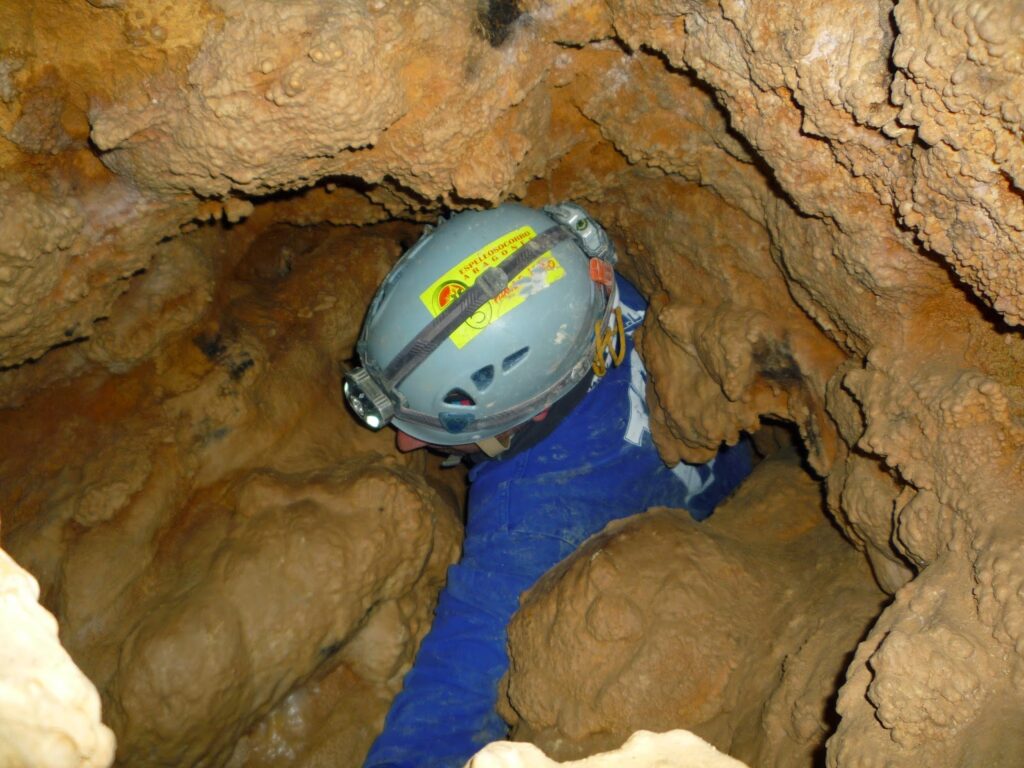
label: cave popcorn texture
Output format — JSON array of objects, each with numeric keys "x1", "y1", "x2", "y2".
[{"x1": 1, "y1": 0, "x2": 1024, "y2": 765}]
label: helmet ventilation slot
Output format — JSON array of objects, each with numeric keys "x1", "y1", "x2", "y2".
[
  {"x1": 502, "y1": 346, "x2": 530, "y2": 372},
  {"x1": 443, "y1": 388, "x2": 476, "y2": 407},
  {"x1": 470, "y1": 365, "x2": 495, "y2": 392}
]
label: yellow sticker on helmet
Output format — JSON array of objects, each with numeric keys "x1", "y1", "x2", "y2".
[{"x1": 419, "y1": 225, "x2": 566, "y2": 349}]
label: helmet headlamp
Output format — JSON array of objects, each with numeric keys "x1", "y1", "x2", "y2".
[{"x1": 342, "y1": 367, "x2": 395, "y2": 431}]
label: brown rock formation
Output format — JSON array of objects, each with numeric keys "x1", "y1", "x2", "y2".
[
  {"x1": 2, "y1": 0, "x2": 1023, "y2": 765},
  {"x1": 501, "y1": 451, "x2": 884, "y2": 766},
  {"x1": 0, "y1": 221, "x2": 463, "y2": 766}
]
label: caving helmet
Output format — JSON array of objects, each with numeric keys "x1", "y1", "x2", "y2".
[{"x1": 343, "y1": 201, "x2": 619, "y2": 455}]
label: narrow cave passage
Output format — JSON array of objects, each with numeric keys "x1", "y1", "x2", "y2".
[
  {"x1": 3, "y1": 1, "x2": 1024, "y2": 767},
  {"x1": 0, "y1": 199, "x2": 882, "y2": 768}
]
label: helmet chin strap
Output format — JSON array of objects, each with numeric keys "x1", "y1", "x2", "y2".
[{"x1": 476, "y1": 433, "x2": 512, "y2": 457}]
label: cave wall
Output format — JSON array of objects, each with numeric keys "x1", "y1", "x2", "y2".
[
  {"x1": 2, "y1": 0, "x2": 1024, "y2": 765},
  {"x1": 500, "y1": 451, "x2": 886, "y2": 766},
  {"x1": 0, "y1": 217, "x2": 465, "y2": 766}
]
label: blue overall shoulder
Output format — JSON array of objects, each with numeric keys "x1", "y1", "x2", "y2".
[{"x1": 362, "y1": 528, "x2": 539, "y2": 768}]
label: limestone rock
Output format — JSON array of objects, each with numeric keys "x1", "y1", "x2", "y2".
[
  {"x1": 467, "y1": 729, "x2": 749, "y2": 768},
  {"x1": 87, "y1": 0, "x2": 555, "y2": 203},
  {"x1": 0, "y1": 548, "x2": 115, "y2": 768},
  {"x1": 2, "y1": 0, "x2": 1024, "y2": 765},
  {"x1": 0, "y1": 221, "x2": 463, "y2": 767},
  {"x1": 103, "y1": 460, "x2": 460, "y2": 767},
  {"x1": 501, "y1": 452, "x2": 884, "y2": 766}
]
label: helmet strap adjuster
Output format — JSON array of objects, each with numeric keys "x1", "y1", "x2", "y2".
[
  {"x1": 589, "y1": 257, "x2": 614, "y2": 288},
  {"x1": 477, "y1": 433, "x2": 512, "y2": 457}
]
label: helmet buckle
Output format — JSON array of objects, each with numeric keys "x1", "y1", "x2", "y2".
[
  {"x1": 592, "y1": 306, "x2": 626, "y2": 377},
  {"x1": 589, "y1": 257, "x2": 614, "y2": 288}
]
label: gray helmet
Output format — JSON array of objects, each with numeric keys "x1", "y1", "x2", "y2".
[{"x1": 343, "y1": 202, "x2": 617, "y2": 447}]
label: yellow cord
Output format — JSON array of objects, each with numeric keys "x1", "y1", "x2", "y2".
[{"x1": 592, "y1": 306, "x2": 626, "y2": 376}]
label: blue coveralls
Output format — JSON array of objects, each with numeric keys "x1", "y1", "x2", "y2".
[{"x1": 364, "y1": 277, "x2": 752, "y2": 768}]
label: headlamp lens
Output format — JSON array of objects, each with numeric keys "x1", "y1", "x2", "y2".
[{"x1": 342, "y1": 368, "x2": 395, "y2": 431}]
